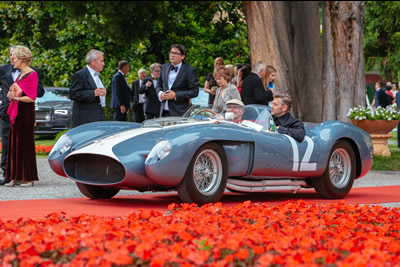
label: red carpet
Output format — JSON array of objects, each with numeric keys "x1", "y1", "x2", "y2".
[{"x1": 1, "y1": 186, "x2": 399, "y2": 221}]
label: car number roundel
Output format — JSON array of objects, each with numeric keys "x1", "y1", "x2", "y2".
[{"x1": 284, "y1": 135, "x2": 317, "y2": 172}]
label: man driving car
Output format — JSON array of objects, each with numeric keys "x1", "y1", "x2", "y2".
[{"x1": 270, "y1": 93, "x2": 305, "y2": 142}]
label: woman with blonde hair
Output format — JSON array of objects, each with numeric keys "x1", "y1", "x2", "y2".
[
  {"x1": 263, "y1": 65, "x2": 277, "y2": 106},
  {"x1": 204, "y1": 57, "x2": 224, "y2": 105},
  {"x1": 211, "y1": 66, "x2": 241, "y2": 113},
  {"x1": 225, "y1": 64, "x2": 235, "y2": 81},
  {"x1": 5, "y1": 45, "x2": 38, "y2": 187}
]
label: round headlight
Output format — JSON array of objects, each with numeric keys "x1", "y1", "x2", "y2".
[
  {"x1": 145, "y1": 139, "x2": 172, "y2": 164},
  {"x1": 49, "y1": 134, "x2": 72, "y2": 158}
]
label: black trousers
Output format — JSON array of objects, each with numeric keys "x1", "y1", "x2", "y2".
[
  {"x1": 0, "y1": 117, "x2": 10, "y2": 176},
  {"x1": 134, "y1": 104, "x2": 145, "y2": 123},
  {"x1": 113, "y1": 108, "x2": 127, "y2": 121},
  {"x1": 145, "y1": 113, "x2": 159, "y2": 120},
  {"x1": 161, "y1": 110, "x2": 170, "y2": 117}
]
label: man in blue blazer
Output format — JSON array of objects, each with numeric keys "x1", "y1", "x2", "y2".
[
  {"x1": 110, "y1": 61, "x2": 131, "y2": 121},
  {"x1": 156, "y1": 44, "x2": 199, "y2": 117},
  {"x1": 69, "y1": 49, "x2": 107, "y2": 127}
]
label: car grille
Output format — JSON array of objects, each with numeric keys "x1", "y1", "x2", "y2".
[
  {"x1": 64, "y1": 154, "x2": 125, "y2": 184},
  {"x1": 36, "y1": 110, "x2": 50, "y2": 121}
]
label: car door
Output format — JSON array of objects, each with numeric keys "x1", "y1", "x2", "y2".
[{"x1": 250, "y1": 130, "x2": 320, "y2": 178}]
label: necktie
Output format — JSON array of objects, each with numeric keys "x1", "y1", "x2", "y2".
[
  {"x1": 12, "y1": 67, "x2": 20, "y2": 73},
  {"x1": 151, "y1": 77, "x2": 157, "y2": 80},
  {"x1": 170, "y1": 65, "x2": 178, "y2": 72}
]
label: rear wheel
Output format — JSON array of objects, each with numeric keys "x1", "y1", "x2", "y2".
[
  {"x1": 76, "y1": 182, "x2": 120, "y2": 199},
  {"x1": 177, "y1": 142, "x2": 228, "y2": 205},
  {"x1": 313, "y1": 141, "x2": 356, "y2": 199}
]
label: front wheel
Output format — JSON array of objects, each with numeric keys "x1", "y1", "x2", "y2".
[
  {"x1": 177, "y1": 142, "x2": 228, "y2": 205},
  {"x1": 313, "y1": 141, "x2": 356, "y2": 199},
  {"x1": 76, "y1": 182, "x2": 120, "y2": 199}
]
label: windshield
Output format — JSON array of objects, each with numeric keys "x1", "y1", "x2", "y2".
[
  {"x1": 185, "y1": 104, "x2": 275, "y2": 132},
  {"x1": 36, "y1": 88, "x2": 70, "y2": 103}
]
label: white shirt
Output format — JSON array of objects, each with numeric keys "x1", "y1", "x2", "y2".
[
  {"x1": 11, "y1": 68, "x2": 21, "y2": 82},
  {"x1": 87, "y1": 65, "x2": 106, "y2": 107},
  {"x1": 159, "y1": 62, "x2": 182, "y2": 110},
  {"x1": 139, "y1": 80, "x2": 146, "y2": 104}
]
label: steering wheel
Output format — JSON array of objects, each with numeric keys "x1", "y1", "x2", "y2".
[{"x1": 193, "y1": 109, "x2": 217, "y2": 117}]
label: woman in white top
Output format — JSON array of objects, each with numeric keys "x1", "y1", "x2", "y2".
[{"x1": 212, "y1": 66, "x2": 242, "y2": 113}]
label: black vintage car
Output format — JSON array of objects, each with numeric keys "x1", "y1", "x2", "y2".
[{"x1": 35, "y1": 87, "x2": 72, "y2": 135}]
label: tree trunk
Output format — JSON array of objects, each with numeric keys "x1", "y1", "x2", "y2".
[
  {"x1": 242, "y1": 1, "x2": 322, "y2": 122},
  {"x1": 322, "y1": 1, "x2": 366, "y2": 122}
]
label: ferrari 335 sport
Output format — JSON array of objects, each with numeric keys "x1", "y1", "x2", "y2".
[{"x1": 48, "y1": 104, "x2": 373, "y2": 205}]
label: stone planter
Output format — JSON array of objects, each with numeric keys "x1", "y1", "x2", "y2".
[{"x1": 351, "y1": 119, "x2": 399, "y2": 157}]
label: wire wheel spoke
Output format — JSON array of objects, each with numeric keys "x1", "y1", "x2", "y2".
[
  {"x1": 193, "y1": 149, "x2": 222, "y2": 195},
  {"x1": 329, "y1": 148, "x2": 350, "y2": 188}
]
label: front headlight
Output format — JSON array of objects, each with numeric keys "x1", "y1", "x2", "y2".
[
  {"x1": 49, "y1": 134, "x2": 72, "y2": 158},
  {"x1": 145, "y1": 139, "x2": 172, "y2": 164}
]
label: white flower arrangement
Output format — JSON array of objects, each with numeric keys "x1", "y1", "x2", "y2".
[{"x1": 347, "y1": 104, "x2": 400, "y2": 121}]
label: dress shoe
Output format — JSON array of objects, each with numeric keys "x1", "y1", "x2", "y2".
[
  {"x1": 20, "y1": 181, "x2": 34, "y2": 187},
  {"x1": 5, "y1": 180, "x2": 17, "y2": 187},
  {"x1": 0, "y1": 177, "x2": 10, "y2": 186}
]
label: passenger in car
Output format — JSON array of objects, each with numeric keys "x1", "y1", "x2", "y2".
[
  {"x1": 270, "y1": 93, "x2": 305, "y2": 142},
  {"x1": 222, "y1": 99, "x2": 245, "y2": 123}
]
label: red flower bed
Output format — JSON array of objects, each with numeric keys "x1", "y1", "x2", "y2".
[{"x1": 0, "y1": 200, "x2": 399, "y2": 266}]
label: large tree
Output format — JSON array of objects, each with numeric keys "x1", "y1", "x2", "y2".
[
  {"x1": 322, "y1": 1, "x2": 365, "y2": 121},
  {"x1": 243, "y1": 1, "x2": 365, "y2": 122}
]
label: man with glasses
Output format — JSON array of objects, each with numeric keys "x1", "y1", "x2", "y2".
[
  {"x1": 156, "y1": 44, "x2": 199, "y2": 117},
  {"x1": 224, "y1": 99, "x2": 245, "y2": 123},
  {"x1": 139, "y1": 63, "x2": 162, "y2": 119}
]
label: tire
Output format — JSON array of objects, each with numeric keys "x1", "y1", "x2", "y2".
[
  {"x1": 177, "y1": 142, "x2": 228, "y2": 205},
  {"x1": 313, "y1": 140, "x2": 356, "y2": 199},
  {"x1": 76, "y1": 182, "x2": 120, "y2": 199}
]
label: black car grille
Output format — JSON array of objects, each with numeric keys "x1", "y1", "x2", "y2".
[
  {"x1": 36, "y1": 110, "x2": 50, "y2": 121},
  {"x1": 64, "y1": 154, "x2": 125, "y2": 184}
]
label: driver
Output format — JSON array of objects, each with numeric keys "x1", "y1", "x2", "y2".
[{"x1": 271, "y1": 93, "x2": 305, "y2": 142}]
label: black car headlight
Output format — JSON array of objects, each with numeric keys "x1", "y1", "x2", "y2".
[
  {"x1": 145, "y1": 139, "x2": 172, "y2": 164},
  {"x1": 49, "y1": 134, "x2": 72, "y2": 158}
]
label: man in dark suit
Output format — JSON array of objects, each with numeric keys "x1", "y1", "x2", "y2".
[
  {"x1": 0, "y1": 45, "x2": 44, "y2": 185},
  {"x1": 139, "y1": 63, "x2": 162, "y2": 120},
  {"x1": 374, "y1": 81, "x2": 390, "y2": 108},
  {"x1": 156, "y1": 44, "x2": 199, "y2": 117},
  {"x1": 131, "y1": 69, "x2": 147, "y2": 123},
  {"x1": 240, "y1": 61, "x2": 273, "y2": 105},
  {"x1": 69, "y1": 49, "x2": 107, "y2": 128},
  {"x1": 110, "y1": 60, "x2": 131, "y2": 121}
]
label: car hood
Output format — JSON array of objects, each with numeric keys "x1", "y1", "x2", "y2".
[{"x1": 36, "y1": 101, "x2": 72, "y2": 109}]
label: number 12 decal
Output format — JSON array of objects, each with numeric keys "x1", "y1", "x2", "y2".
[{"x1": 284, "y1": 135, "x2": 317, "y2": 172}]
